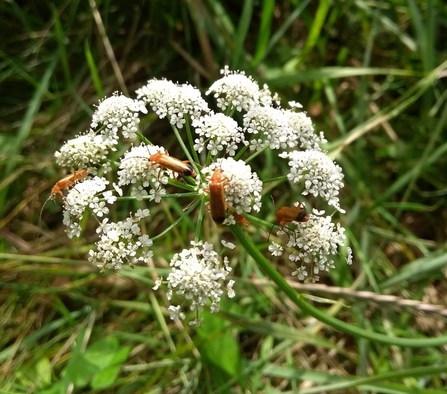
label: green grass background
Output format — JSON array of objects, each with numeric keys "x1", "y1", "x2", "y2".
[{"x1": 1, "y1": 0, "x2": 447, "y2": 392}]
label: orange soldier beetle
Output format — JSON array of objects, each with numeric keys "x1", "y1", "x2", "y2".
[
  {"x1": 148, "y1": 151, "x2": 197, "y2": 178},
  {"x1": 275, "y1": 203, "x2": 309, "y2": 227},
  {"x1": 48, "y1": 168, "x2": 91, "y2": 201},
  {"x1": 208, "y1": 168, "x2": 228, "y2": 224},
  {"x1": 268, "y1": 202, "x2": 309, "y2": 241},
  {"x1": 232, "y1": 212, "x2": 248, "y2": 227},
  {"x1": 39, "y1": 168, "x2": 91, "y2": 222},
  {"x1": 205, "y1": 168, "x2": 248, "y2": 227}
]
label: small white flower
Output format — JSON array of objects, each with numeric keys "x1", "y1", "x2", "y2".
[
  {"x1": 165, "y1": 241, "x2": 233, "y2": 322},
  {"x1": 103, "y1": 190, "x2": 117, "y2": 205},
  {"x1": 96, "y1": 218, "x2": 109, "y2": 234},
  {"x1": 131, "y1": 185, "x2": 148, "y2": 201},
  {"x1": 138, "y1": 234, "x2": 153, "y2": 247},
  {"x1": 135, "y1": 208, "x2": 150, "y2": 219},
  {"x1": 221, "y1": 240, "x2": 236, "y2": 249},
  {"x1": 226, "y1": 280, "x2": 235, "y2": 298},
  {"x1": 91, "y1": 92, "x2": 147, "y2": 139},
  {"x1": 189, "y1": 318, "x2": 204, "y2": 327},
  {"x1": 292, "y1": 266, "x2": 308, "y2": 281},
  {"x1": 268, "y1": 242, "x2": 284, "y2": 257},
  {"x1": 168, "y1": 305, "x2": 185, "y2": 320},
  {"x1": 153, "y1": 277, "x2": 163, "y2": 291},
  {"x1": 288, "y1": 101, "x2": 303, "y2": 109},
  {"x1": 346, "y1": 247, "x2": 353, "y2": 265},
  {"x1": 280, "y1": 150, "x2": 345, "y2": 212}
]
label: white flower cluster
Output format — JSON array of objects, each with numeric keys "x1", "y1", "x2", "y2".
[
  {"x1": 279, "y1": 150, "x2": 345, "y2": 213},
  {"x1": 192, "y1": 113, "x2": 246, "y2": 156},
  {"x1": 54, "y1": 130, "x2": 117, "y2": 172},
  {"x1": 89, "y1": 209, "x2": 153, "y2": 272},
  {"x1": 275, "y1": 210, "x2": 352, "y2": 283},
  {"x1": 242, "y1": 104, "x2": 325, "y2": 152},
  {"x1": 200, "y1": 158, "x2": 263, "y2": 222},
  {"x1": 136, "y1": 79, "x2": 210, "y2": 128},
  {"x1": 62, "y1": 176, "x2": 117, "y2": 238},
  {"x1": 164, "y1": 241, "x2": 234, "y2": 326},
  {"x1": 206, "y1": 66, "x2": 279, "y2": 112},
  {"x1": 55, "y1": 93, "x2": 146, "y2": 172},
  {"x1": 49, "y1": 65, "x2": 352, "y2": 312},
  {"x1": 118, "y1": 144, "x2": 169, "y2": 202},
  {"x1": 91, "y1": 92, "x2": 147, "y2": 139}
]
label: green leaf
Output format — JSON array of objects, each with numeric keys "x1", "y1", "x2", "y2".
[
  {"x1": 36, "y1": 357, "x2": 52, "y2": 387},
  {"x1": 65, "y1": 352, "x2": 100, "y2": 388},
  {"x1": 198, "y1": 312, "x2": 242, "y2": 378},
  {"x1": 84, "y1": 336, "x2": 131, "y2": 368},
  {"x1": 91, "y1": 365, "x2": 121, "y2": 389}
]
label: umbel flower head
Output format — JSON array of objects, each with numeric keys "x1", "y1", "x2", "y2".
[
  {"x1": 206, "y1": 65, "x2": 280, "y2": 111},
  {"x1": 91, "y1": 92, "x2": 148, "y2": 139},
  {"x1": 55, "y1": 130, "x2": 117, "y2": 172},
  {"x1": 270, "y1": 209, "x2": 352, "y2": 283},
  {"x1": 62, "y1": 176, "x2": 117, "y2": 238},
  {"x1": 89, "y1": 209, "x2": 153, "y2": 272},
  {"x1": 164, "y1": 241, "x2": 234, "y2": 326},
  {"x1": 193, "y1": 112, "x2": 246, "y2": 156},
  {"x1": 280, "y1": 150, "x2": 345, "y2": 213},
  {"x1": 243, "y1": 104, "x2": 325, "y2": 152},
  {"x1": 49, "y1": 65, "x2": 352, "y2": 327},
  {"x1": 136, "y1": 79, "x2": 210, "y2": 127}
]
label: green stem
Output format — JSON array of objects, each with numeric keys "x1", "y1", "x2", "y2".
[
  {"x1": 229, "y1": 224, "x2": 447, "y2": 348},
  {"x1": 151, "y1": 199, "x2": 200, "y2": 242},
  {"x1": 135, "y1": 130, "x2": 151, "y2": 145},
  {"x1": 172, "y1": 124, "x2": 195, "y2": 166},
  {"x1": 183, "y1": 117, "x2": 201, "y2": 166}
]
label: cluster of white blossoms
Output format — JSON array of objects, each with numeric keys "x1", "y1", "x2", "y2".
[
  {"x1": 136, "y1": 79, "x2": 210, "y2": 128},
  {"x1": 163, "y1": 241, "x2": 234, "y2": 327},
  {"x1": 54, "y1": 130, "x2": 117, "y2": 172},
  {"x1": 49, "y1": 65, "x2": 353, "y2": 325},
  {"x1": 279, "y1": 210, "x2": 351, "y2": 282},
  {"x1": 62, "y1": 176, "x2": 118, "y2": 238},
  {"x1": 192, "y1": 113, "x2": 245, "y2": 156},
  {"x1": 243, "y1": 105, "x2": 325, "y2": 152},
  {"x1": 89, "y1": 209, "x2": 153, "y2": 272},
  {"x1": 90, "y1": 92, "x2": 148, "y2": 139},
  {"x1": 206, "y1": 65, "x2": 279, "y2": 111},
  {"x1": 55, "y1": 93, "x2": 147, "y2": 171},
  {"x1": 279, "y1": 150, "x2": 345, "y2": 213}
]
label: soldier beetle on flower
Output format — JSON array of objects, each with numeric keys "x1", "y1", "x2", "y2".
[
  {"x1": 40, "y1": 168, "x2": 91, "y2": 221},
  {"x1": 49, "y1": 168, "x2": 91, "y2": 201},
  {"x1": 275, "y1": 203, "x2": 309, "y2": 227},
  {"x1": 204, "y1": 168, "x2": 249, "y2": 227},
  {"x1": 148, "y1": 152, "x2": 197, "y2": 178},
  {"x1": 207, "y1": 168, "x2": 228, "y2": 224},
  {"x1": 268, "y1": 202, "x2": 309, "y2": 241}
]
